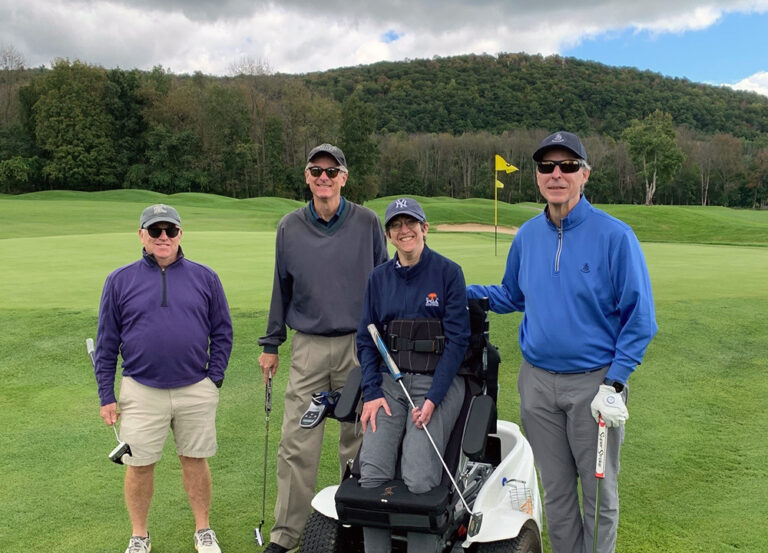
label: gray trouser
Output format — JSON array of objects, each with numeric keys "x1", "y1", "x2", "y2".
[
  {"x1": 271, "y1": 332, "x2": 362, "y2": 550},
  {"x1": 359, "y1": 373, "x2": 465, "y2": 553},
  {"x1": 518, "y1": 359, "x2": 626, "y2": 553}
]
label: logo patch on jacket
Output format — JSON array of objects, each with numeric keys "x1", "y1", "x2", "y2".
[
  {"x1": 580, "y1": 263, "x2": 591, "y2": 273},
  {"x1": 425, "y1": 292, "x2": 439, "y2": 307}
]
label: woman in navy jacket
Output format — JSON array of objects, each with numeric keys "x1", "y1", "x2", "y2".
[{"x1": 356, "y1": 198, "x2": 470, "y2": 553}]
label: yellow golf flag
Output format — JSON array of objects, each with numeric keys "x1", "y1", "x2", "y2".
[
  {"x1": 495, "y1": 179, "x2": 504, "y2": 189},
  {"x1": 495, "y1": 154, "x2": 519, "y2": 174}
]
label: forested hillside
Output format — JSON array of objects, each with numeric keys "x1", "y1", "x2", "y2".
[
  {"x1": 1, "y1": 51, "x2": 767, "y2": 207},
  {"x1": 301, "y1": 53, "x2": 768, "y2": 139}
]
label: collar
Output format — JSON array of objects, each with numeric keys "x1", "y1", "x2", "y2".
[
  {"x1": 309, "y1": 196, "x2": 346, "y2": 226},
  {"x1": 545, "y1": 195, "x2": 591, "y2": 230},
  {"x1": 142, "y1": 246, "x2": 184, "y2": 268},
  {"x1": 394, "y1": 244, "x2": 431, "y2": 279}
]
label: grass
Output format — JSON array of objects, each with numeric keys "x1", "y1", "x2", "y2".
[{"x1": 1, "y1": 191, "x2": 767, "y2": 553}]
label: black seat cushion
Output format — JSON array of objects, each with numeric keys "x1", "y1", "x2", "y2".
[{"x1": 335, "y1": 477, "x2": 451, "y2": 533}]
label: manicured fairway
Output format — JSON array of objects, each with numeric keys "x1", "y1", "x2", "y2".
[{"x1": 1, "y1": 191, "x2": 766, "y2": 553}]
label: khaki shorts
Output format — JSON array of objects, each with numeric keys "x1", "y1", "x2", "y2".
[{"x1": 117, "y1": 376, "x2": 219, "y2": 466}]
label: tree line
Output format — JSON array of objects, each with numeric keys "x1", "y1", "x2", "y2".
[{"x1": 1, "y1": 51, "x2": 767, "y2": 208}]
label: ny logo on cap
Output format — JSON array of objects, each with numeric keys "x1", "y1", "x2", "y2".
[
  {"x1": 395, "y1": 199, "x2": 408, "y2": 208},
  {"x1": 154, "y1": 205, "x2": 168, "y2": 214},
  {"x1": 551, "y1": 133, "x2": 566, "y2": 143}
]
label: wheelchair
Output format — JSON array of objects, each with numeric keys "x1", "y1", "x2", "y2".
[{"x1": 299, "y1": 298, "x2": 543, "y2": 553}]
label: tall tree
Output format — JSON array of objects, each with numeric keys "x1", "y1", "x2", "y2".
[
  {"x1": 33, "y1": 59, "x2": 120, "y2": 190},
  {"x1": 622, "y1": 110, "x2": 685, "y2": 206},
  {"x1": 341, "y1": 93, "x2": 378, "y2": 202}
]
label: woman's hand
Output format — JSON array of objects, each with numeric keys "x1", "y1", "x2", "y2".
[
  {"x1": 361, "y1": 397, "x2": 391, "y2": 433},
  {"x1": 412, "y1": 399, "x2": 435, "y2": 429}
]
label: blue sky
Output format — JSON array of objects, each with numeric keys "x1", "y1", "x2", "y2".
[
  {"x1": 563, "y1": 11, "x2": 768, "y2": 86},
  {"x1": 1, "y1": 1, "x2": 767, "y2": 96}
]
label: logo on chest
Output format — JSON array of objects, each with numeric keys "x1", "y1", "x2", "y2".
[{"x1": 425, "y1": 292, "x2": 439, "y2": 307}]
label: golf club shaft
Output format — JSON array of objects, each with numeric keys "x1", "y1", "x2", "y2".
[
  {"x1": 366, "y1": 324, "x2": 473, "y2": 515},
  {"x1": 593, "y1": 414, "x2": 607, "y2": 553},
  {"x1": 256, "y1": 376, "x2": 272, "y2": 545}
]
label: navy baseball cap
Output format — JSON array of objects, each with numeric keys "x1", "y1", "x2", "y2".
[
  {"x1": 307, "y1": 143, "x2": 347, "y2": 169},
  {"x1": 140, "y1": 204, "x2": 181, "y2": 228},
  {"x1": 532, "y1": 131, "x2": 587, "y2": 162},
  {"x1": 384, "y1": 198, "x2": 426, "y2": 226}
]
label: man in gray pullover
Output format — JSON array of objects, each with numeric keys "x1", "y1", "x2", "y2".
[{"x1": 258, "y1": 144, "x2": 388, "y2": 553}]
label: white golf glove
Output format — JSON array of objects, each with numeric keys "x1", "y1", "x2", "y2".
[{"x1": 590, "y1": 385, "x2": 628, "y2": 427}]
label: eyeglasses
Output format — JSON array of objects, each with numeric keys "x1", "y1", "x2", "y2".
[
  {"x1": 387, "y1": 219, "x2": 421, "y2": 231},
  {"x1": 536, "y1": 160, "x2": 584, "y2": 174},
  {"x1": 146, "y1": 225, "x2": 180, "y2": 238},
  {"x1": 307, "y1": 166, "x2": 345, "y2": 178}
]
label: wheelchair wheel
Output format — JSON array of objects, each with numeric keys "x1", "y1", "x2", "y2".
[
  {"x1": 476, "y1": 525, "x2": 542, "y2": 553},
  {"x1": 300, "y1": 511, "x2": 364, "y2": 553}
]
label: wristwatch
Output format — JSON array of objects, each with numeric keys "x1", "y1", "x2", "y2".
[{"x1": 604, "y1": 378, "x2": 624, "y2": 393}]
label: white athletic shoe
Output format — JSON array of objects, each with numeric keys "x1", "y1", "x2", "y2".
[
  {"x1": 194, "y1": 528, "x2": 221, "y2": 553},
  {"x1": 125, "y1": 534, "x2": 151, "y2": 553}
]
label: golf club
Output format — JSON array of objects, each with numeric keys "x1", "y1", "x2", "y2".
[
  {"x1": 254, "y1": 375, "x2": 272, "y2": 546},
  {"x1": 367, "y1": 324, "x2": 475, "y2": 518},
  {"x1": 86, "y1": 338, "x2": 132, "y2": 464},
  {"x1": 593, "y1": 414, "x2": 607, "y2": 553}
]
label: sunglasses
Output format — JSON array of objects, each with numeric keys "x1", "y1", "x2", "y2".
[
  {"x1": 307, "y1": 166, "x2": 345, "y2": 178},
  {"x1": 146, "y1": 225, "x2": 180, "y2": 238},
  {"x1": 537, "y1": 160, "x2": 584, "y2": 174}
]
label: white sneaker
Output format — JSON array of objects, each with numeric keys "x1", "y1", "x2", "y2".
[
  {"x1": 194, "y1": 528, "x2": 221, "y2": 553},
  {"x1": 125, "y1": 534, "x2": 151, "y2": 553}
]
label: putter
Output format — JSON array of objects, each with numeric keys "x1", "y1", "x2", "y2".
[
  {"x1": 254, "y1": 375, "x2": 272, "y2": 546},
  {"x1": 86, "y1": 338, "x2": 132, "y2": 464},
  {"x1": 593, "y1": 414, "x2": 607, "y2": 553},
  {"x1": 367, "y1": 324, "x2": 476, "y2": 520},
  {"x1": 299, "y1": 390, "x2": 340, "y2": 429}
]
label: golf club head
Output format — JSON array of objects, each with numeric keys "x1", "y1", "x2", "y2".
[
  {"x1": 299, "y1": 391, "x2": 340, "y2": 429},
  {"x1": 254, "y1": 525, "x2": 264, "y2": 546},
  {"x1": 108, "y1": 441, "x2": 132, "y2": 465}
]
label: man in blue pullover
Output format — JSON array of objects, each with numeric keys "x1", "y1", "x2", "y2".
[
  {"x1": 467, "y1": 132, "x2": 657, "y2": 553},
  {"x1": 95, "y1": 204, "x2": 233, "y2": 553}
]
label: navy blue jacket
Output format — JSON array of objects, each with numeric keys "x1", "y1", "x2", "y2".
[
  {"x1": 358, "y1": 245, "x2": 470, "y2": 406},
  {"x1": 95, "y1": 248, "x2": 233, "y2": 405}
]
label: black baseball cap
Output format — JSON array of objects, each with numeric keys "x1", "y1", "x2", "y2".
[
  {"x1": 532, "y1": 131, "x2": 587, "y2": 162},
  {"x1": 307, "y1": 143, "x2": 347, "y2": 169}
]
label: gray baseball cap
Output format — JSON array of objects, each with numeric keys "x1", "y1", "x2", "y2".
[
  {"x1": 307, "y1": 143, "x2": 347, "y2": 169},
  {"x1": 140, "y1": 204, "x2": 181, "y2": 228},
  {"x1": 384, "y1": 198, "x2": 426, "y2": 226},
  {"x1": 532, "y1": 131, "x2": 587, "y2": 162}
]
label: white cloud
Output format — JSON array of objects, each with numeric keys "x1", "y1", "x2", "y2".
[
  {"x1": 727, "y1": 71, "x2": 768, "y2": 97},
  {"x1": 1, "y1": 0, "x2": 768, "y2": 76}
]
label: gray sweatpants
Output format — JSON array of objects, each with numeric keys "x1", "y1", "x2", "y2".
[
  {"x1": 518, "y1": 359, "x2": 626, "y2": 553},
  {"x1": 359, "y1": 373, "x2": 465, "y2": 553}
]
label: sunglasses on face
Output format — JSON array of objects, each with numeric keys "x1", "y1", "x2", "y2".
[
  {"x1": 146, "y1": 225, "x2": 180, "y2": 238},
  {"x1": 537, "y1": 160, "x2": 584, "y2": 174},
  {"x1": 307, "y1": 166, "x2": 345, "y2": 178}
]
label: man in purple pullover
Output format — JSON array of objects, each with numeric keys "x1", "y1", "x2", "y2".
[{"x1": 95, "y1": 204, "x2": 233, "y2": 553}]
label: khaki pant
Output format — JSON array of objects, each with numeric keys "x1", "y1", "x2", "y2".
[{"x1": 271, "y1": 332, "x2": 362, "y2": 550}]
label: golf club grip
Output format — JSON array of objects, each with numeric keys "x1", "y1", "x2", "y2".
[
  {"x1": 595, "y1": 414, "x2": 607, "y2": 479},
  {"x1": 367, "y1": 324, "x2": 402, "y2": 381},
  {"x1": 85, "y1": 338, "x2": 96, "y2": 367},
  {"x1": 265, "y1": 376, "x2": 272, "y2": 414}
]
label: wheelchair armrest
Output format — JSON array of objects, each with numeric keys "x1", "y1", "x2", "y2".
[
  {"x1": 332, "y1": 365, "x2": 362, "y2": 423},
  {"x1": 461, "y1": 394, "x2": 497, "y2": 461}
]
